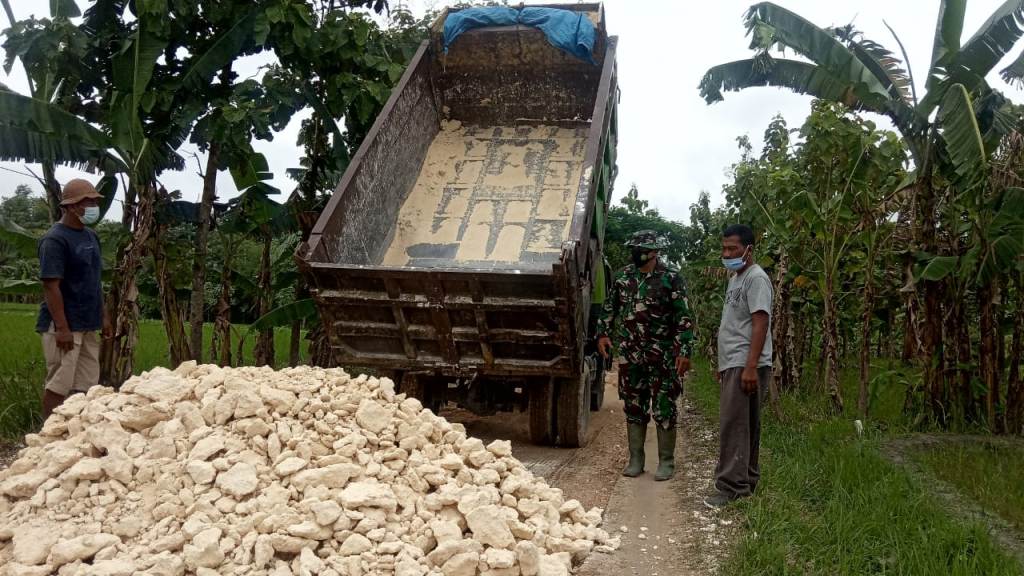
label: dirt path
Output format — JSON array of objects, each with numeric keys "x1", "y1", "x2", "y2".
[
  {"x1": 883, "y1": 434, "x2": 1024, "y2": 569},
  {"x1": 445, "y1": 368, "x2": 740, "y2": 575}
]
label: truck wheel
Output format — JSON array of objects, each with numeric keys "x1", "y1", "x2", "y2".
[
  {"x1": 529, "y1": 378, "x2": 556, "y2": 445},
  {"x1": 556, "y1": 362, "x2": 592, "y2": 448},
  {"x1": 590, "y1": 359, "x2": 605, "y2": 411},
  {"x1": 401, "y1": 373, "x2": 442, "y2": 414}
]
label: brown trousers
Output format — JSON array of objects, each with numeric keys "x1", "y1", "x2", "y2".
[{"x1": 714, "y1": 366, "x2": 770, "y2": 498}]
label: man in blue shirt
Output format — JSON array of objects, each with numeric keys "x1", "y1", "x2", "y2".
[{"x1": 37, "y1": 179, "x2": 109, "y2": 419}]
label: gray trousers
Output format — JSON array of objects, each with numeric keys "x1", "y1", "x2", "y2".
[{"x1": 714, "y1": 366, "x2": 770, "y2": 498}]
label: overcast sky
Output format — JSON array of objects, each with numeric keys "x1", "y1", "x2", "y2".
[{"x1": 2, "y1": 0, "x2": 1023, "y2": 221}]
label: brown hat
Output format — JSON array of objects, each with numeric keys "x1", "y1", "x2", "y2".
[{"x1": 60, "y1": 179, "x2": 102, "y2": 206}]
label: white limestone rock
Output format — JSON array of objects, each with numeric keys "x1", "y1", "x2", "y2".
[
  {"x1": 216, "y1": 462, "x2": 258, "y2": 497},
  {"x1": 466, "y1": 505, "x2": 515, "y2": 549}
]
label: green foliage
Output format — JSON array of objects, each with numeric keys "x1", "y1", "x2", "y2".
[
  {"x1": 0, "y1": 185, "x2": 49, "y2": 231},
  {"x1": 702, "y1": 0, "x2": 1024, "y2": 429},
  {"x1": 605, "y1": 184, "x2": 691, "y2": 271}
]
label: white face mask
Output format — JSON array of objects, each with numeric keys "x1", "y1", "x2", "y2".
[
  {"x1": 80, "y1": 206, "x2": 101, "y2": 225},
  {"x1": 722, "y1": 246, "x2": 750, "y2": 271}
]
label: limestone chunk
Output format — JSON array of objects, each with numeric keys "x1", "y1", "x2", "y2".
[
  {"x1": 1, "y1": 469, "x2": 49, "y2": 498},
  {"x1": 537, "y1": 554, "x2": 569, "y2": 576},
  {"x1": 486, "y1": 440, "x2": 512, "y2": 457},
  {"x1": 339, "y1": 481, "x2": 397, "y2": 511},
  {"x1": 442, "y1": 551, "x2": 480, "y2": 576},
  {"x1": 186, "y1": 459, "x2": 217, "y2": 484},
  {"x1": 310, "y1": 500, "x2": 342, "y2": 526},
  {"x1": 216, "y1": 462, "x2": 258, "y2": 497},
  {"x1": 515, "y1": 541, "x2": 540, "y2": 576},
  {"x1": 274, "y1": 456, "x2": 308, "y2": 476},
  {"x1": 189, "y1": 434, "x2": 225, "y2": 461},
  {"x1": 133, "y1": 375, "x2": 193, "y2": 404},
  {"x1": 466, "y1": 505, "x2": 515, "y2": 549},
  {"x1": 297, "y1": 547, "x2": 325, "y2": 576},
  {"x1": 12, "y1": 523, "x2": 59, "y2": 565},
  {"x1": 430, "y1": 520, "x2": 462, "y2": 544},
  {"x1": 484, "y1": 548, "x2": 516, "y2": 569},
  {"x1": 355, "y1": 399, "x2": 391, "y2": 434},
  {"x1": 48, "y1": 533, "x2": 120, "y2": 567},
  {"x1": 338, "y1": 533, "x2": 372, "y2": 556},
  {"x1": 184, "y1": 527, "x2": 224, "y2": 569}
]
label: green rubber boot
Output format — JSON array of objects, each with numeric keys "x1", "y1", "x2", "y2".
[
  {"x1": 654, "y1": 426, "x2": 676, "y2": 481},
  {"x1": 622, "y1": 422, "x2": 647, "y2": 477}
]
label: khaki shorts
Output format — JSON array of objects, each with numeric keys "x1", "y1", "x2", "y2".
[{"x1": 41, "y1": 324, "x2": 101, "y2": 397}]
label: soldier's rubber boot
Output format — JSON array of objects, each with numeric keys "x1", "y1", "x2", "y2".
[
  {"x1": 622, "y1": 422, "x2": 646, "y2": 477},
  {"x1": 654, "y1": 426, "x2": 676, "y2": 481}
]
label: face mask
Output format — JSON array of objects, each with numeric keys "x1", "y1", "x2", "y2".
[
  {"x1": 80, "y1": 206, "x2": 101, "y2": 225},
  {"x1": 631, "y1": 248, "x2": 652, "y2": 267},
  {"x1": 722, "y1": 246, "x2": 749, "y2": 271}
]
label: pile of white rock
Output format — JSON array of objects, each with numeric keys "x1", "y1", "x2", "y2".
[{"x1": 0, "y1": 363, "x2": 619, "y2": 576}]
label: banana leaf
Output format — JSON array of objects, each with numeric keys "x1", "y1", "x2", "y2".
[
  {"x1": 0, "y1": 278, "x2": 41, "y2": 295},
  {"x1": 0, "y1": 214, "x2": 39, "y2": 258},
  {"x1": 243, "y1": 298, "x2": 316, "y2": 340}
]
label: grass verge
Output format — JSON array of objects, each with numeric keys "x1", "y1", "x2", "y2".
[
  {"x1": 688, "y1": 359, "x2": 1023, "y2": 576},
  {"x1": 910, "y1": 440, "x2": 1024, "y2": 532}
]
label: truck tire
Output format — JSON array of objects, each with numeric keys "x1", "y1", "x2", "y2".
[
  {"x1": 556, "y1": 362, "x2": 592, "y2": 447},
  {"x1": 529, "y1": 378, "x2": 556, "y2": 445},
  {"x1": 590, "y1": 359, "x2": 605, "y2": 411},
  {"x1": 401, "y1": 373, "x2": 442, "y2": 414}
]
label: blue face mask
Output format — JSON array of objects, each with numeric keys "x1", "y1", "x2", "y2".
[
  {"x1": 722, "y1": 246, "x2": 749, "y2": 271},
  {"x1": 81, "y1": 206, "x2": 101, "y2": 225}
]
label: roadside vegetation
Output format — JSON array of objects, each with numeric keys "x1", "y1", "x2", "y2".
[{"x1": 689, "y1": 359, "x2": 1024, "y2": 575}]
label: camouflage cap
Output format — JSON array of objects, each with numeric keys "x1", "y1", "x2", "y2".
[{"x1": 625, "y1": 229, "x2": 667, "y2": 250}]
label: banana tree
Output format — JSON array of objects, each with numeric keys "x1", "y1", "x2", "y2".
[
  {"x1": 700, "y1": 1, "x2": 1022, "y2": 424},
  {"x1": 187, "y1": 73, "x2": 301, "y2": 363},
  {"x1": 219, "y1": 180, "x2": 296, "y2": 367},
  {"x1": 1, "y1": 1, "x2": 86, "y2": 221},
  {"x1": 0, "y1": 2, "x2": 260, "y2": 384}
]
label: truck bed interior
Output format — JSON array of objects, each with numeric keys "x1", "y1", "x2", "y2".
[
  {"x1": 381, "y1": 122, "x2": 588, "y2": 270},
  {"x1": 305, "y1": 4, "x2": 607, "y2": 271}
]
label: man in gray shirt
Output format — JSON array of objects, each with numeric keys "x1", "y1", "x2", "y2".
[{"x1": 705, "y1": 224, "x2": 773, "y2": 508}]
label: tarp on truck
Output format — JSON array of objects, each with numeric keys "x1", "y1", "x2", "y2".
[{"x1": 443, "y1": 6, "x2": 597, "y2": 64}]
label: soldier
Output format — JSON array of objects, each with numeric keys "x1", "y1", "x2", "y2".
[{"x1": 597, "y1": 230, "x2": 694, "y2": 481}]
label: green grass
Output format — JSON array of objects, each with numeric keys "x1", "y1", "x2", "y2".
[
  {"x1": 0, "y1": 302, "x2": 307, "y2": 439},
  {"x1": 911, "y1": 441, "x2": 1024, "y2": 532},
  {"x1": 689, "y1": 359, "x2": 1022, "y2": 576}
]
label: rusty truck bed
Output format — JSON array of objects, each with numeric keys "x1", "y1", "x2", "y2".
[{"x1": 299, "y1": 3, "x2": 617, "y2": 383}]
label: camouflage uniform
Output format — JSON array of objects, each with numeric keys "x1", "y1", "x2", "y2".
[{"x1": 597, "y1": 232, "x2": 695, "y2": 430}]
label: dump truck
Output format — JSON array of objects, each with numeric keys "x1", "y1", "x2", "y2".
[{"x1": 297, "y1": 3, "x2": 618, "y2": 447}]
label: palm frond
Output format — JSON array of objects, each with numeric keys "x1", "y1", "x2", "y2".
[
  {"x1": 927, "y1": 0, "x2": 967, "y2": 91},
  {"x1": 0, "y1": 89, "x2": 127, "y2": 173},
  {"x1": 937, "y1": 83, "x2": 988, "y2": 188},
  {"x1": 743, "y1": 3, "x2": 894, "y2": 104},
  {"x1": 699, "y1": 57, "x2": 888, "y2": 114},
  {"x1": 953, "y1": 0, "x2": 1024, "y2": 85},
  {"x1": 833, "y1": 26, "x2": 913, "y2": 104},
  {"x1": 999, "y1": 45, "x2": 1024, "y2": 86},
  {"x1": 0, "y1": 214, "x2": 38, "y2": 259}
]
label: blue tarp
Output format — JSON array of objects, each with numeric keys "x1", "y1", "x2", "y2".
[{"x1": 443, "y1": 6, "x2": 597, "y2": 65}]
